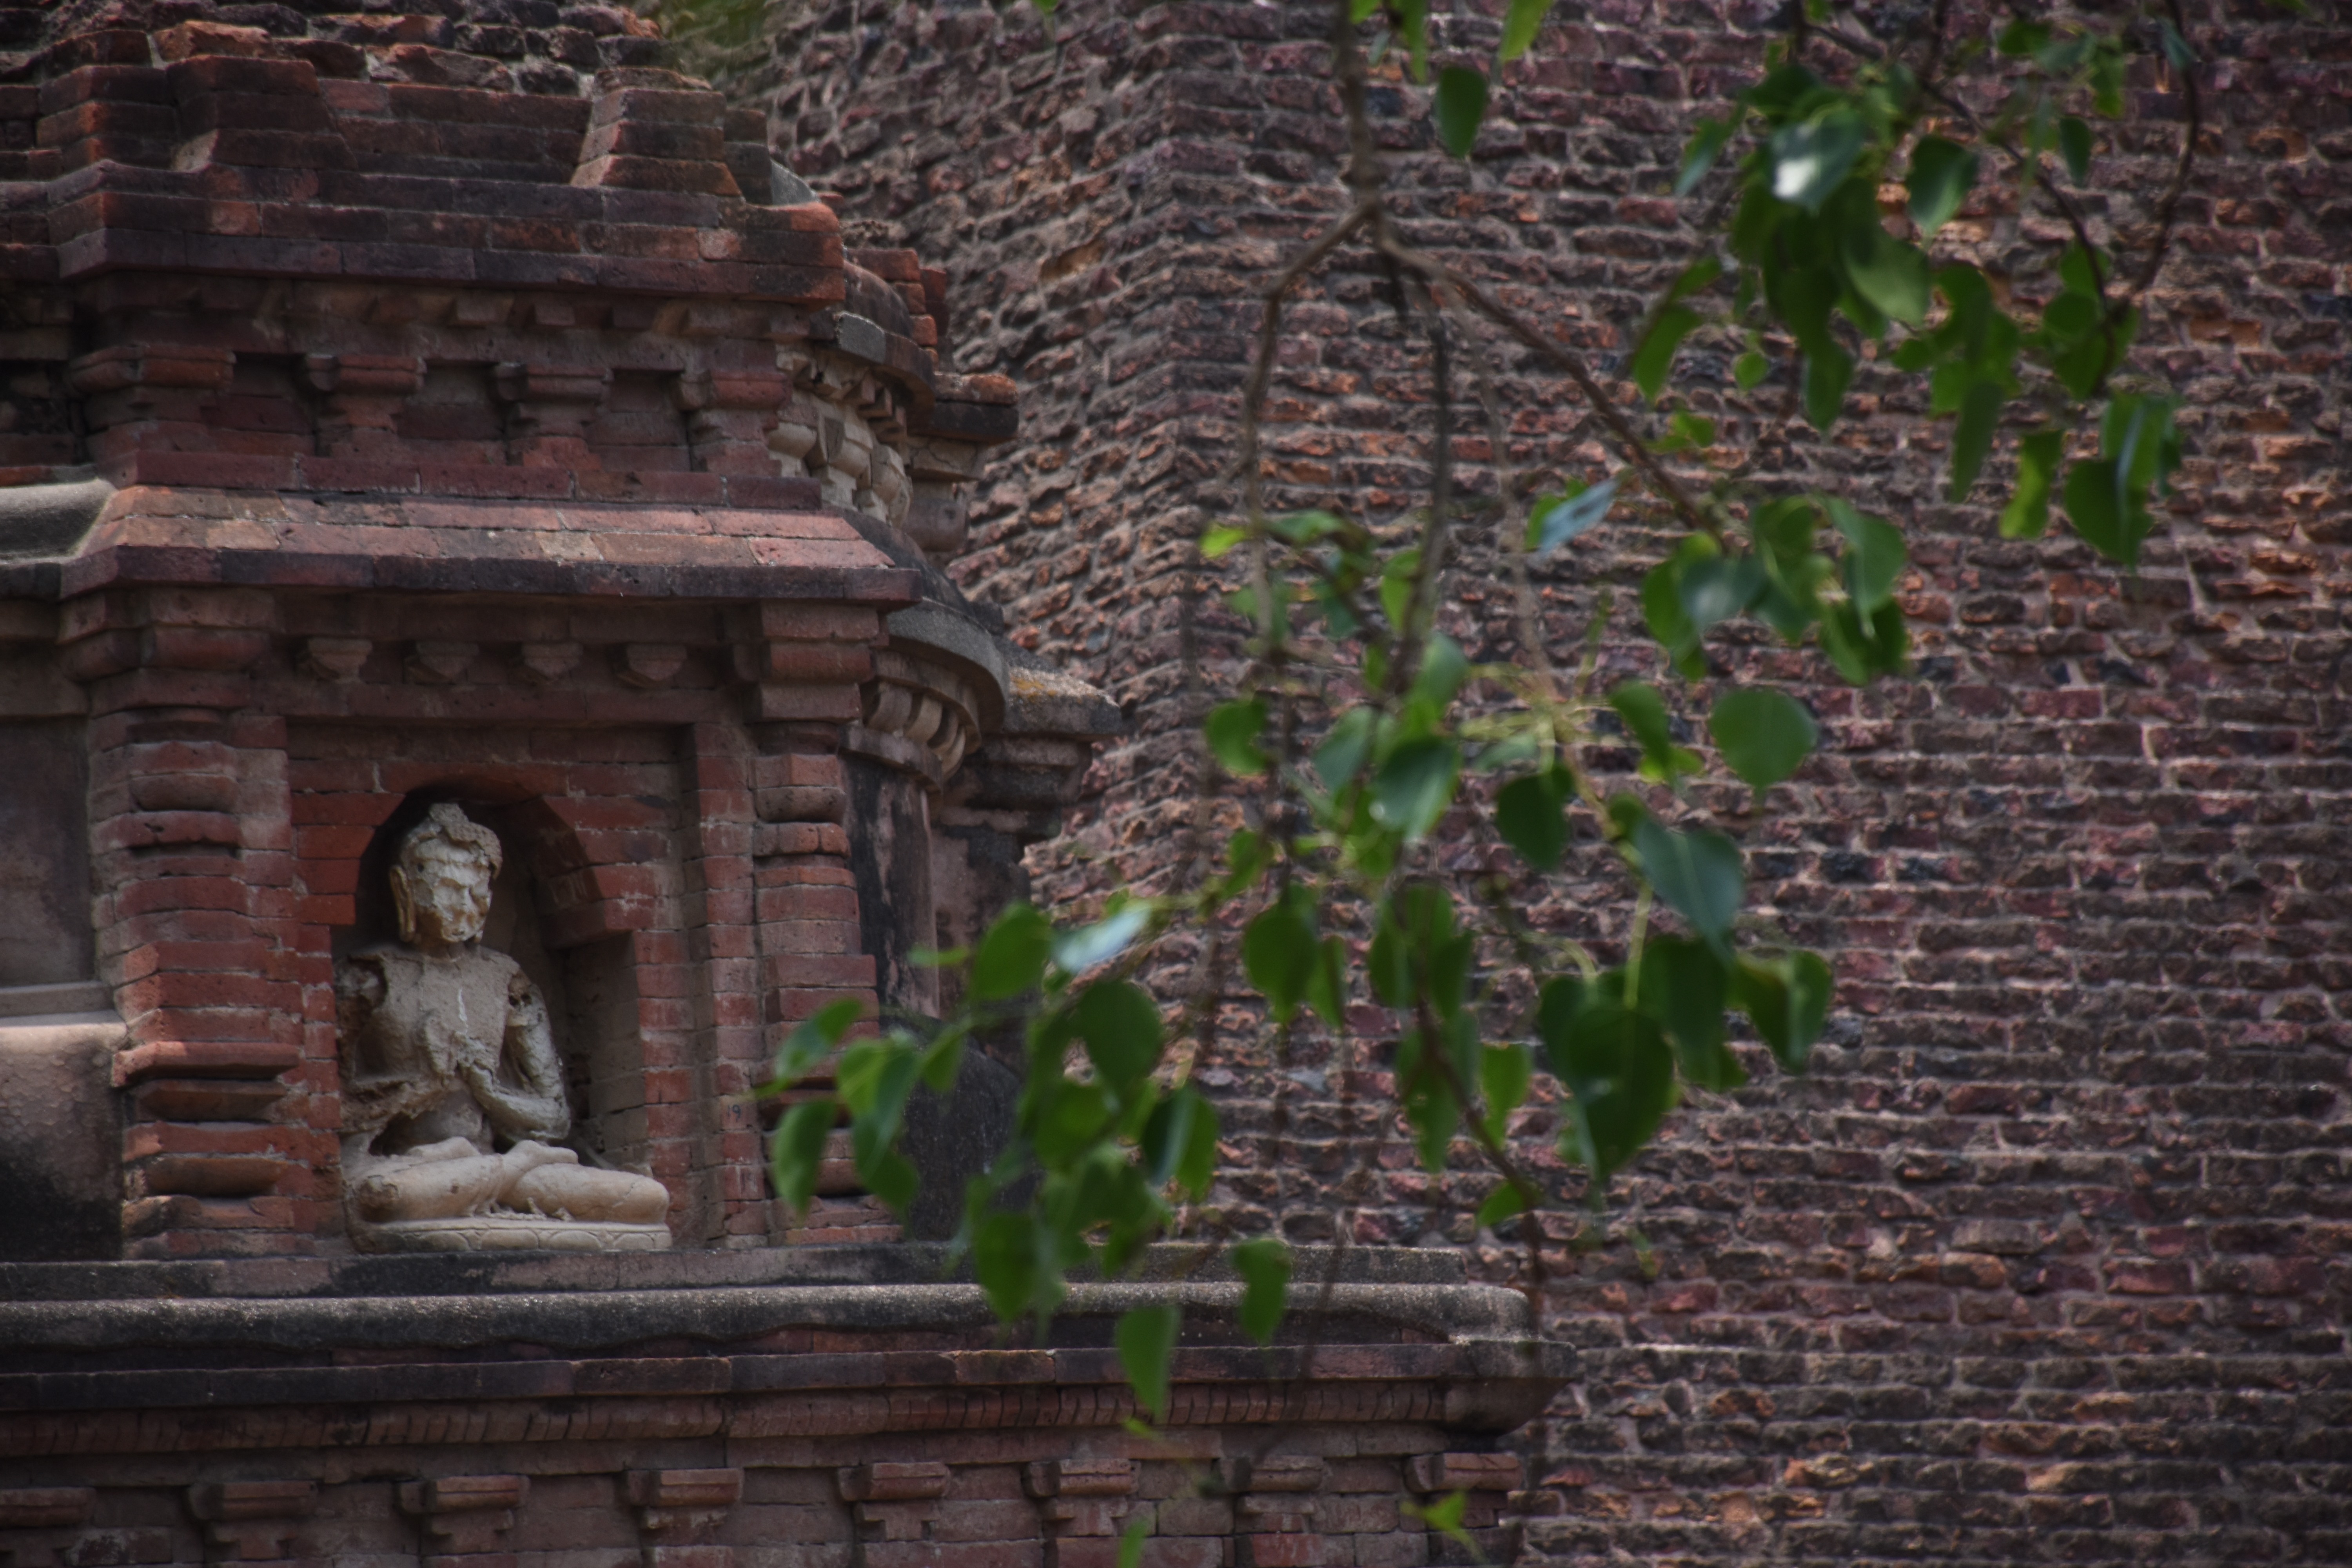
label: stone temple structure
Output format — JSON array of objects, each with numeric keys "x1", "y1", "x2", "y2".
[{"x1": 0, "y1": 10, "x2": 1568, "y2": 1568}]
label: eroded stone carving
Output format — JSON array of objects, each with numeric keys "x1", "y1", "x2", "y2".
[{"x1": 336, "y1": 804, "x2": 670, "y2": 1252}]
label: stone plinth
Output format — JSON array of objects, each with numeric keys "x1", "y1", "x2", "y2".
[{"x1": 0, "y1": 1246, "x2": 1571, "y2": 1568}]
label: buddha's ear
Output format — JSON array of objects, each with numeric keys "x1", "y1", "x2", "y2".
[{"x1": 389, "y1": 863, "x2": 417, "y2": 944}]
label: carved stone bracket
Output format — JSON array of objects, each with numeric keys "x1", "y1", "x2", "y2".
[
  {"x1": 398, "y1": 1475, "x2": 527, "y2": 1561},
  {"x1": 629, "y1": 1468, "x2": 743, "y2": 1566},
  {"x1": 188, "y1": 1479, "x2": 317, "y2": 1563}
]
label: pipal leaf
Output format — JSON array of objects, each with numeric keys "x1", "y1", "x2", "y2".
[
  {"x1": 1539, "y1": 975, "x2": 1677, "y2": 1185},
  {"x1": 1206, "y1": 698, "x2": 1270, "y2": 777},
  {"x1": 2001, "y1": 428, "x2": 2065, "y2": 539},
  {"x1": 769, "y1": 1098, "x2": 836, "y2": 1213},
  {"x1": 1905, "y1": 134, "x2": 1978, "y2": 237},
  {"x1": 1676, "y1": 117, "x2": 1734, "y2": 196},
  {"x1": 1434, "y1": 65, "x2": 1489, "y2": 158},
  {"x1": 1499, "y1": 0, "x2": 1550, "y2": 60},
  {"x1": 972, "y1": 903, "x2": 1054, "y2": 1001},
  {"x1": 1769, "y1": 109, "x2": 1866, "y2": 211},
  {"x1": 1481, "y1": 1041, "x2": 1534, "y2": 1140},
  {"x1": 1843, "y1": 222, "x2": 1931, "y2": 328},
  {"x1": 1631, "y1": 818, "x2": 1744, "y2": 944},
  {"x1": 1115, "y1": 1303, "x2": 1180, "y2": 1422},
  {"x1": 1314, "y1": 707, "x2": 1378, "y2": 791},
  {"x1": 2058, "y1": 115, "x2": 2093, "y2": 182},
  {"x1": 1731, "y1": 950, "x2": 1833, "y2": 1072},
  {"x1": 1631, "y1": 304, "x2": 1704, "y2": 403},
  {"x1": 1475, "y1": 1182, "x2": 1527, "y2": 1230},
  {"x1": 1370, "y1": 737, "x2": 1461, "y2": 841},
  {"x1": 1495, "y1": 766, "x2": 1571, "y2": 871},
  {"x1": 1527, "y1": 477, "x2": 1616, "y2": 559},
  {"x1": 1609, "y1": 681, "x2": 1703, "y2": 783},
  {"x1": 1948, "y1": 377, "x2": 2003, "y2": 503},
  {"x1": 1073, "y1": 978, "x2": 1162, "y2": 1095},
  {"x1": 1825, "y1": 497, "x2": 1906, "y2": 614},
  {"x1": 1053, "y1": 902, "x2": 1152, "y2": 976},
  {"x1": 1733, "y1": 350, "x2": 1771, "y2": 389},
  {"x1": 1709, "y1": 686, "x2": 1818, "y2": 792},
  {"x1": 1637, "y1": 936, "x2": 1746, "y2": 1093},
  {"x1": 1802, "y1": 343, "x2": 1855, "y2": 430},
  {"x1": 2063, "y1": 457, "x2": 2142, "y2": 565},
  {"x1": 1232, "y1": 1236, "x2": 1293, "y2": 1345},
  {"x1": 773, "y1": 996, "x2": 864, "y2": 1085},
  {"x1": 1243, "y1": 900, "x2": 1319, "y2": 1022}
]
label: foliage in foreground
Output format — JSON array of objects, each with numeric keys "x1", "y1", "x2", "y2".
[{"x1": 751, "y1": 0, "x2": 2205, "y2": 1414}]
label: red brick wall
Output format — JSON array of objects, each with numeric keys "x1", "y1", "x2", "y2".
[{"x1": 771, "y1": 0, "x2": 2352, "y2": 1559}]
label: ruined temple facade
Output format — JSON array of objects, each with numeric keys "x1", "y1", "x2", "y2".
[{"x1": 0, "y1": 9, "x2": 1570, "y2": 1567}]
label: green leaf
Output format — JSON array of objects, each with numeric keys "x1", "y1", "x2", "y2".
[
  {"x1": 1243, "y1": 900, "x2": 1319, "y2": 1021},
  {"x1": 1825, "y1": 497, "x2": 1905, "y2": 613},
  {"x1": 1434, "y1": 65, "x2": 1488, "y2": 158},
  {"x1": 1143, "y1": 1085, "x2": 1218, "y2": 1195},
  {"x1": 1475, "y1": 1182, "x2": 1527, "y2": 1230},
  {"x1": 2158, "y1": 19, "x2": 2196, "y2": 71},
  {"x1": 1115, "y1": 1303, "x2": 1180, "y2": 1422},
  {"x1": 1676, "y1": 117, "x2": 1733, "y2": 196},
  {"x1": 1306, "y1": 934, "x2": 1348, "y2": 1029},
  {"x1": 1539, "y1": 974, "x2": 1677, "y2": 1185},
  {"x1": 1733, "y1": 350, "x2": 1770, "y2": 390},
  {"x1": 1802, "y1": 342, "x2": 1854, "y2": 430},
  {"x1": 1232, "y1": 1236, "x2": 1293, "y2": 1344},
  {"x1": 1201, "y1": 524, "x2": 1246, "y2": 559},
  {"x1": 1995, "y1": 19, "x2": 2050, "y2": 55},
  {"x1": 2063, "y1": 458, "x2": 2141, "y2": 564},
  {"x1": 1073, "y1": 979, "x2": 1162, "y2": 1094},
  {"x1": 1708, "y1": 686, "x2": 1817, "y2": 791},
  {"x1": 1371, "y1": 737, "x2": 1461, "y2": 841},
  {"x1": 1843, "y1": 223, "x2": 1930, "y2": 327},
  {"x1": 1495, "y1": 767, "x2": 1571, "y2": 871},
  {"x1": 1608, "y1": 681, "x2": 1704, "y2": 783},
  {"x1": 1408, "y1": 1490, "x2": 1470, "y2": 1539},
  {"x1": 2058, "y1": 115, "x2": 2092, "y2": 183},
  {"x1": 1678, "y1": 554, "x2": 1764, "y2": 636},
  {"x1": 1526, "y1": 477, "x2": 1615, "y2": 559},
  {"x1": 972, "y1": 904, "x2": 1054, "y2": 1001},
  {"x1": 1905, "y1": 135, "x2": 1978, "y2": 237},
  {"x1": 769, "y1": 1098, "x2": 835, "y2": 1212},
  {"x1": 1637, "y1": 936, "x2": 1745, "y2": 1092},
  {"x1": 1631, "y1": 305, "x2": 1703, "y2": 404},
  {"x1": 1379, "y1": 548, "x2": 1420, "y2": 631},
  {"x1": 1641, "y1": 535, "x2": 1719, "y2": 678},
  {"x1": 1315, "y1": 707, "x2": 1377, "y2": 790},
  {"x1": 2000, "y1": 429, "x2": 2065, "y2": 539},
  {"x1": 1769, "y1": 110, "x2": 1865, "y2": 211},
  {"x1": 1411, "y1": 632, "x2": 1470, "y2": 713},
  {"x1": 1206, "y1": 698, "x2": 1270, "y2": 777},
  {"x1": 1632, "y1": 819, "x2": 1744, "y2": 943},
  {"x1": 1948, "y1": 377, "x2": 2003, "y2": 502},
  {"x1": 1053, "y1": 902, "x2": 1151, "y2": 976},
  {"x1": 1480, "y1": 1041, "x2": 1534, "y2": 1140},
  {"x1": 1116, "y1": 1521, "x2": 1148, "y2": 1568},
  {"x1": 1731, "y1": 950, "x2": 1832, "y2": 1072},
  {"x1": 773, "y1": 996, "x2": 863, "y2": 1085}
]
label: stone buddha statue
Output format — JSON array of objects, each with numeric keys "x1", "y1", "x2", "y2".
[{"x1": 335, "y1": 803, "x2": 671, "y2": 1249}]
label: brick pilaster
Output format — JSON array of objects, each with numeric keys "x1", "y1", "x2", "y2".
[{"x1": 63, "y1": 586, "x2": 321, "y2": 1258}]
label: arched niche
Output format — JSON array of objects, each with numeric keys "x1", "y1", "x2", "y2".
[{"x1": 337, "y1": 788, "x2": 648, "y2": 1178}]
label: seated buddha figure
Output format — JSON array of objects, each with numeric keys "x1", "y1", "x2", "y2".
[{"x1": 335, "y1": 803, "x2": 670, "y2": 1242}]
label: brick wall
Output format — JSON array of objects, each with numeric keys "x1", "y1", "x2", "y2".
[{"x1": 769, "y1": 0, "x2": 2352, "y2": 1561}]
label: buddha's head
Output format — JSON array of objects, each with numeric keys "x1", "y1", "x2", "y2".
[{"x1": 389, "y1": 804, "x2": 501, "y2": 951}]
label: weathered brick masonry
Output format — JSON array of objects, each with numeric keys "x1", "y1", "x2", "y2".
[
  {"x1": 0, "y1": 7, "x2": 1575, "y2": 1565},
  {"x1": 764, "y1": 0, "x2": 2352, "y2": 1562}
]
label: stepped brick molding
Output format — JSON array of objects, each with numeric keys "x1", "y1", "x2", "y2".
[{"x1": 0, "y1": 9, "x2": 1117, "y2": 1267}]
